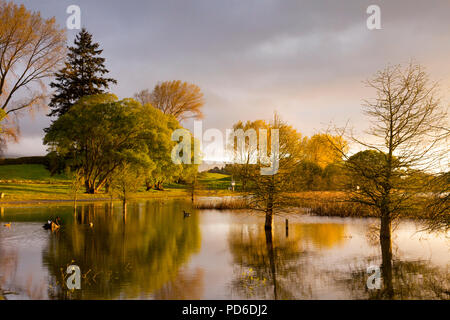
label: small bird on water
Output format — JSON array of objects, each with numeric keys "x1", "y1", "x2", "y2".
[
  {"x1": 89, "y1": 222, "x2": 94, "y2": 228},
  {"x1": 183, "y1": 210, "x2": 191, "y2": 218}
]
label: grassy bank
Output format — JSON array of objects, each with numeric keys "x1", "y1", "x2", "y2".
[
  {"x1": 0, "y1": 164, "x2": 432, "y2": 220},
  {"x1": 0, "y1": 164, "x2": 238, "y2": 204},
  {"x1": 0, "y1": 164, "x2": 67, "y2": 183}
]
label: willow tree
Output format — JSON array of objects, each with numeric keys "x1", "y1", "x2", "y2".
[
  {"x1": 228, "y1": 120, "x2": 270, "y2": 192},
  {"x1": 331, "y1": 63, "x2": 448, "y2": 297},
  {"x1": 230, "y1": 115, "x2": 303, "y2": 230},
  {"x1": 44, "y1": 94, "x2": 152, "y2": 194}
]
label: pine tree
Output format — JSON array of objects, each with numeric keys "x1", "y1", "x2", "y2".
[{"x1": 48, "y1": 28, "x2": 117, "y2": 117}]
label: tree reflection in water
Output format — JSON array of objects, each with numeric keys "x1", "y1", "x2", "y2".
[
  {"x1": 228, "y1": 221, "x2": 347, "y2": 299},
  {"x1": 337, "y1": 235, "x2": 449, "y2": 300},
  {"x1": 42, "y1": 201, "x2": 201, "y2": 299}
]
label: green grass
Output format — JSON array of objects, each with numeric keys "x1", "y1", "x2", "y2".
[
  {"x1": 0, "y1": 164, "x2": 237, "y2": 203},
  {"x1": 198, "y1": 172, "x2": 232, "y2": 189},
  {"x1": 0, "y1": 164, "x2": 68, "y2": 182},
  {"x1": 0, "y1": 182, "x2": 193, "y2": 202}
]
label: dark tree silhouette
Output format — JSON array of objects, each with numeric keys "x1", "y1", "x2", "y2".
[{"x1": 47, "y1": 28, "x2": 116, "y2": 118}]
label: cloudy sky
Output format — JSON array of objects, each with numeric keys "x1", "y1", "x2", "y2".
[{"x1": 5, "y1": 0, "x2": 450, "y2": 158}]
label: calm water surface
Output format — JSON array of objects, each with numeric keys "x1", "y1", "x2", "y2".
[{"x1": 0, "y1": 200, "x2": 448, "y2": 299}]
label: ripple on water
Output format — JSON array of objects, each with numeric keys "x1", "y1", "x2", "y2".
[{"x1": 0, "y1": 222, "x2": 50, "y2": 249}]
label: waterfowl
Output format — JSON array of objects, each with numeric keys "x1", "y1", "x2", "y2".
[
  {"x1": 89, "y1": 222, "x2": 94, "y2": 228},
  {"x1": 183, "y1": 210, "x2": 191, "y2": 218},
  {"x1": 3, "y1": 222, "x2": 11, "y2": 228},
  {"x1": 43, "y1": 221, "x2": 58, "y2": 230},
  {"x1": 51, "y1": 222, "x2": 60, "y2": 231},
  {"x1": 43, "y1": 217, "x2": 61, "y2": 230}
]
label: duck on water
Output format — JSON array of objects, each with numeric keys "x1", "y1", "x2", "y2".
[
  {"x1": 43, "y1": 217, "x2": 61, "y2": 230},
  {"x1": 183, "y1": 210, "x2": 191, "y2": 218}
]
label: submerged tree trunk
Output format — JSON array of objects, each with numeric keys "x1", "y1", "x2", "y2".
[
  {"x1": 122, "y1": 199, "x2": 127, "y2": 223},
  {"x1": 380, "y1": 213, "x2": 394, "y2": 298},
  {"x1": 265, "y1": 228, "x2": 277, "y2": 300},
  {"x1": 265, "y1": 208, "x2": 273, "y2": 230},
  {"x1": 73, "y1": 192, "x2": 77, "y2": 214},
  {"x1": 265, "y1": 182, "x2": 274, "y2": 230}
]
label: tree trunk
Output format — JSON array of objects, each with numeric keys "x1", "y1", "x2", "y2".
[
  {"x1": 265, "y1": 183, "x2": 274, "y2": 230},
  {"x1": 265, "y1": 228, "x2": 277, "y2": 300},
  {"x1": 122, "y1": 199, "x2": 127, "y2": 219},
  {"x1": 73, "y1": 192, "x2": 77, "y2": 214},
  {"x1": 85, "y1": 180, "x2": 96, "y2": 194},
  {"x1": 380, "y1": 213, "x2": 394, "y2": 298},
  {"x1": 265, "y1": 208, "x2": 273, "y2": 230}
]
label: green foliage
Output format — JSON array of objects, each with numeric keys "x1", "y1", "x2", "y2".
[
  {"x1": 292, "y1": 160, "x2": 323, "y2": 191},
  {"x1": 0, "y1": 164, "x2": 67, "y2": 182},
  {"x1": 345, "y1": 150, "x2": 402, "y2": 195},
  {"x1": 322, "y1": 162, "x2": 346, "y2": 190},
  {"x1": 139, "y1": 104, "x2": 182, "y2": 190},
  {"x1": 44, "y1": 94, "x2": 151, "y2": 193},
  {"x1": 44, "y1": 93, "x2": 198, "y2": 194},
  {"x1": 198, "y1": 172, "x2": 231, "y2": 190}
]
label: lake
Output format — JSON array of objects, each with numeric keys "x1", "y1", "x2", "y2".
[{"x1": 0, "y1": 199, "x2": 448, "y2": 299}]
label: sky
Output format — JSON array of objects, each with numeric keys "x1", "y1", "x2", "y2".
[{"x1": 4, "y1": 0, "x2": 450, "y2": 161}]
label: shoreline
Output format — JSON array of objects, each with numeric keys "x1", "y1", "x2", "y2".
[{"x1": 0, "y1": 189, "x2": 241, "y2": 207}]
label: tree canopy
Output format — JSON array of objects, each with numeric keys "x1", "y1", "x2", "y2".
[
  {"x1": 44, "y1": 94, "x2": 150, "y2": 193},
  {"x1": 44, "y1": 93, "x2": 196, "y2": 194},
  {"x1": 135, "y1": 80, "x2": 204, "y2": 121}
]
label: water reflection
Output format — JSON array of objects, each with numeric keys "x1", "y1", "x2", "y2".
[
  {"x1": 336, "y1": 231, "x2": 450, "y2": 300},
  {"x1": 228, "y1": 216, "x2": 449, "y2": 299},
  {"x1": 0, "y1": 203, "x2": 448, "y2": 300},
  {"x1": 228, "y1": 220, "x2": 347, "y2": 299},
  {"x1": 42, "y1": 201, "x2": 201, "y2": 299}
]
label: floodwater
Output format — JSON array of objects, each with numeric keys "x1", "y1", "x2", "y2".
[{"x1": 0, "y1": 200, "x2": 448, "y2": 300}]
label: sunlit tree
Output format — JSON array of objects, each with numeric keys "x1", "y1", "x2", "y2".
[
  {"x1": 135, "y1": 80, "x2": 204, "y2": 121},
  {"x1": 0, "y1": 0, "x2": 66, "y2": 148}
]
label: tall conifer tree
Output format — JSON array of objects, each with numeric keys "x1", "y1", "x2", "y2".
[{"x1": 48, "y1": 28, "x2": 116, "y2": 117}]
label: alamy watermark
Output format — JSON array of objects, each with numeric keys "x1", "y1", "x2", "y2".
[
  {"x1": 66, "y1": 264, "x2": 81, "y2": 290},
  {"x1": 366, "y1": 5, "x2": 381, "y2": 30},
  {"x1": 366, "y1": 265, "x2": 381, "y2": 290},
  {"x1": 66, "y1": 5, "x2": 81, "y2": 30},
  {"x1": 171, "y1": 121, "x2": 280, "y2": 175}
]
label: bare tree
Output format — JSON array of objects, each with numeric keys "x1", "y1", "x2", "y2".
[
  {"x1": 0, "y1": 1, "x2": 66, "y2": 114},
  {"x1": 135, "y1": 80, "x2": 204, "y2": 121},
  {"x1": 0, "y1": 1, "x2": 66, "y2": 150},
  {"x1": 328, "y1": 63, "x2": 448, "y2": 286},
  {"x1": 133, "y1": 88, "x2": 152, "y2": 106}
]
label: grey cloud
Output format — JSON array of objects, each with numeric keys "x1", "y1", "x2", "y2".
[{"x1": 6, "y1": 0, "x2": 450, "y2": 156}]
